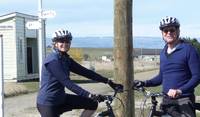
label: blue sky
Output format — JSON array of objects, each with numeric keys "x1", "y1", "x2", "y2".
[{"x1": 1, "y1": 0, "x2": 200, "y2": 38}]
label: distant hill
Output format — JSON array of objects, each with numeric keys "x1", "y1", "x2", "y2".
[{"x1": 46, "y1": 36, "x2": 165, "y2": 49}]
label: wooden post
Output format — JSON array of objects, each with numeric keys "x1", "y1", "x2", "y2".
[{"x1": 114, "y1": 0, "x2": 134, "y2": 117}]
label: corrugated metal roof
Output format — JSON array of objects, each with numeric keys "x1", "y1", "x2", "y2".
[{"x1": 0, "y1": 12, "x2": 38, "y2": 21}]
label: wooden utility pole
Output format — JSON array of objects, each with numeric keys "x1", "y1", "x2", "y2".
[{"x1": 114, "y1": 0, "x2": 134, "y2": 117}]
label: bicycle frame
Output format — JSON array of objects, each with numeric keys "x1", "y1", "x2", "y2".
[
  {"x1": 134, "y1": 87, "x2": 169, "y2": 117},
  {"x1": 97, "y1": 101, "x2": 115, "y2": 117}
]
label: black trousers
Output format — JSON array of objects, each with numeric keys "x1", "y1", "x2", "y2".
[
  {"x1": 37, "y1": 94, "x2": 98, "y2": 117},
  {"x1": 161, "y1": 95, "x2": 196, "y2": 117}
]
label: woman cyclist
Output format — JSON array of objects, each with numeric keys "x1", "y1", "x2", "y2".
[{"x1": 36, "y1": 29, "x2": 123, "y2": 117}]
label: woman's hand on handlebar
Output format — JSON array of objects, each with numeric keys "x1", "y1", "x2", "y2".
[
  {"x1": 88, "y1": 94, "x2": 105, "y2": 102},
  {"x1": 108, "y1": 80, "x2": 123, "y2": 92}
]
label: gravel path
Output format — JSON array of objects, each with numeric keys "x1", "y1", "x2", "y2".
[{"x1": 4, "y1": 70, "x2": 158, "y2": 117}]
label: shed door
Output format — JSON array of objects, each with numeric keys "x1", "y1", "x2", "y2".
[{"x1": 27, "y1": 47, "x2": 33, "y2": 74}]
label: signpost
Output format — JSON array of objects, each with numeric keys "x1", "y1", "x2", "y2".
[
  {"x1": 26, "y1": 0, "x2": 57, "y2": 87},
  {"x1": 26, "y1": 21, "x2": 41, "y2": 30},
  {"x1": 41, "y1": 10, "x2": 56, "y2": 19},
  {"x1": 25, "y1": 10, "x2": 56, "y2": 30},
  {"x1": 38, "y1": 0, "x2": 45, "y2": 86},
  {"x1": 37, "y1": 0, "x2": 56, "y2": 86},
  {"x1": 0, "y1": 34, "x2": 4, "y2": 117}
]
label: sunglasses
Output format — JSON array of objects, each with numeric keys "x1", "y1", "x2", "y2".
[
  {"x1": 163, "y1": 28, "x2": 176, "y2": 33},
  {"x1": 57, "y1": 39, "x2": 71, "y2": 43}
]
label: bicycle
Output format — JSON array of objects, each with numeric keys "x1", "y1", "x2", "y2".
[
  {"x1": 96, "y1": 87, "x2": 174, "y2": 117},
  {"x1": 94, "y1": 86, "x2": 200, "y2": 117},
  {"x1": 94, "y1": 88, "x2": 124, "y2": 117},
  {"x1": 133, "y1": 85, "x2": 200, "y2": 117},
  {"x1": 133, "y1": 86, "x2": 174, "y2": 117}
]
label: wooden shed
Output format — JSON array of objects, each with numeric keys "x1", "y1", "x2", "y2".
[{"x1": 0, "y1": 12, "x2": 44, "y2": 81}]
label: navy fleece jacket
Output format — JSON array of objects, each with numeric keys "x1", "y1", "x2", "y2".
[
  {"x1": 145, "y1": 42, "x2": 200, "y2": 97},
  {"x1": 37, "y1": 51, "x2": 108, "y2": 105}
]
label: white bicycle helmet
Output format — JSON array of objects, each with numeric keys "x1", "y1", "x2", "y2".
[
  {"x1": 159, "y1": 16, "x2": 180, "y2": 30},
  {"x1": 52, "y1": 29, "x2": 72, "y2": 42}
]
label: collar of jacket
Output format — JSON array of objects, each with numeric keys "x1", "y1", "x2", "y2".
[
  {"x1": 163, "y1": 39, "x2": 185, "y2": 53},
  {"x1": 53, "y1": 48, "x2": 69, "y2": 59}
]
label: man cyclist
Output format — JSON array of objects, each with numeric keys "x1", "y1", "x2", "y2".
[
  {"x1": 133, "y1": 16, "x2": 200, "y2": 117},
  {"x1": 36, "y1": 29, "x2": 123, "y2": 117}
]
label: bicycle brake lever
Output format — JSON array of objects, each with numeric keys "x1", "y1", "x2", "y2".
[
  {"x1": 98, "y1": 110, "x2": 111, "y2": 116},
  {"x1": 115, "y1": 86, "x2": 124, "y2": 93}
]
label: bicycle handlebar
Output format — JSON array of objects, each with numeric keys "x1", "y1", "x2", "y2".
[
  {"x1": 95, "y1": 88, "x2": 124, "y2": 117},
  {"x1": 97, "y1": 88, "x2": 123, "y2": 103},
  {"x1": 134, "y1": 86, "x2": 163, "y2": 98}
]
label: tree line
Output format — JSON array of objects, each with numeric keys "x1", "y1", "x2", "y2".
[{"x1": 181, "y1": 37, "x2": 200, "y2": 55}]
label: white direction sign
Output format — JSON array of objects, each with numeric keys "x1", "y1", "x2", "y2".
[
  {"x1": 26, "y1": 21, "x2": 41, "y2": 29},
  {"x1": 41, "y1": 10, "x2": 56, "y2": 19}
]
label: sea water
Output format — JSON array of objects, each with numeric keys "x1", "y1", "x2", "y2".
[{"x1": 46, "y1": 36, "x2": 165, "y2": 49}]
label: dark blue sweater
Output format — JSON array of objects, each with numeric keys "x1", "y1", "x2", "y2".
[
  {"x1": 37, "y1": 50, "x2": 108, "y2": 105},
  {"x1": 145, "y1": 42, "x2": 200, "y2": 97}
]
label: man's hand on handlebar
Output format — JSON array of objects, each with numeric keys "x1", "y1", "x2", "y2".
[{"x1": 132, "y1": 80, "x2": 145, "y2": 89}]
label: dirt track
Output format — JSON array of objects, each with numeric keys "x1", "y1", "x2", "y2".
[{"x1": 4, "y1": 70, "x2": 159, "y2": 117}]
